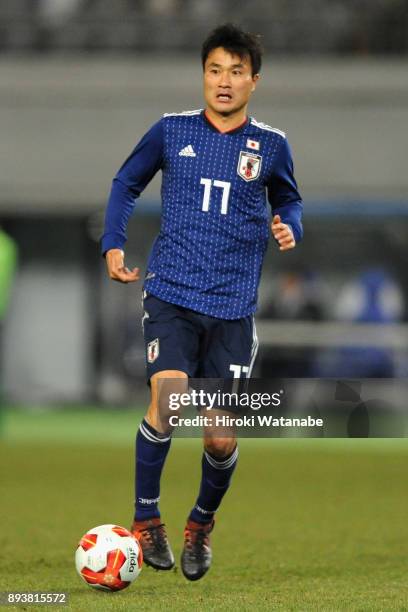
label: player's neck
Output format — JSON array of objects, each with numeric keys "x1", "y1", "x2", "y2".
[{"x1": 204, "y1": 108, "x2": 248, "y2": 133}]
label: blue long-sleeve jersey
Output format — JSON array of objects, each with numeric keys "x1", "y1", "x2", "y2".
[{"x1": 102, "y1": 109, "x2": 303, "y2": 319}]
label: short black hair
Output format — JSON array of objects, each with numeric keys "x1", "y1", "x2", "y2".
[{"x1": 201, "y1": 23, "x2": 263, "y2": 76}]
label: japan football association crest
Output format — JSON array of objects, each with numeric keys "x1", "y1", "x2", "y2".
[
  {"x1": 147, "y1": 338, "x2": 160, "y2": 363},
  {"x1": 237, "y1": 151, "x2": 262, "y2": 182}
]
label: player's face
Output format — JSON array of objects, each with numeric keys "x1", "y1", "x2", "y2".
[{"x1": 203, "y1": 47, "x2": 259, "y2": 118}]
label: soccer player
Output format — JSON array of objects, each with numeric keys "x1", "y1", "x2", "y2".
[{"x1": 102, "y1": 23, "x2": 303, "y2": 581}]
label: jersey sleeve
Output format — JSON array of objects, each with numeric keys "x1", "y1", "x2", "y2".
[
  {"x1": 267, "y1": 138, "x2": 303, "y2": 243},
  {"x1": 101, "y1": 119, "x2": 164, "y2": 255}
]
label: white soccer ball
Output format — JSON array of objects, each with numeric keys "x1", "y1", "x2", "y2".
[{"x1": 75, "y1": 524, "x2": 143, "y2": 591}]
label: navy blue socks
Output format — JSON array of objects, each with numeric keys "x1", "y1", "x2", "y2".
[
  {"x1": 189, "y1": 446, "x2": 239, "y2": 524},
  {"x1": 134, "y1": 419, "x2": 171, "y2": 521},
  {"x1": 135, "y1": 417, "x2": 238, "y2": 525}
]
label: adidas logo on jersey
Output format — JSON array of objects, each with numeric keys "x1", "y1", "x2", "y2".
[{"x1": 179, "y1": 144, "x2": 196, "y2": 157}]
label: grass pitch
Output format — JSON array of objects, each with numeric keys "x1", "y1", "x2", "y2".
[{"x1": 1, "y1": 408, "x2": 408, "y2": 611}]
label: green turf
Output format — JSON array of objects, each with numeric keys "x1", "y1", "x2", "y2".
[{"x1": 1, "y1": 409, "x2": 408, "y2": 611}]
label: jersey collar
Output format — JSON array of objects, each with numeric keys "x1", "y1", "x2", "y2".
[{"x1": 202, "y1": 110, "x2": 249, "y2": 135}]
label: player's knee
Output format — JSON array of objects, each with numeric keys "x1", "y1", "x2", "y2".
[
  {"x1": 204, "y1": 437, "x2": 237, "y2": 458},
  {"x1": 147, "y1": 371, "x2": 188, "y2": 434}
]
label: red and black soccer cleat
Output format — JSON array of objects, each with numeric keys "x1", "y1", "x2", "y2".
[
  {"x1": 131, "y1": 518, "x2": 174, "y2": 571},
  {"x1": 181, "y1": 519, "x2": 214, "y2": 581}
]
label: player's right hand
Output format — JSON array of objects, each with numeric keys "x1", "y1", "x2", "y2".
[{"x1": 105, "y1": 248, "x2": 140, "y2": 283}]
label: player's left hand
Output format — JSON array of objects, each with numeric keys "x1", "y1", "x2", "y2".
[{"x1": 271, "y1": 215, "x2": 296, "y2": 251}]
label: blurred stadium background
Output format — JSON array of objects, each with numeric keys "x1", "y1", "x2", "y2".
[{"x1": 0, "y1": 0, "x2": 407, "y2": 407}]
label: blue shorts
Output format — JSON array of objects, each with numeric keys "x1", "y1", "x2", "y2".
[{"x1": 142, "y1": 292, "x2": 258, "y2": 381}]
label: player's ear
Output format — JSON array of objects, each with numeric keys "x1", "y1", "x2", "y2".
[{"x1": 251, "y1": 73, "x2": 260, "y2": 92}]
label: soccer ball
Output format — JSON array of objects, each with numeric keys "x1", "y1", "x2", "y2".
[{"x1": 75, "y1": 524, "x2": 143, "y2": 591}]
